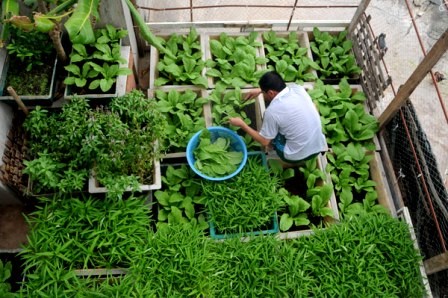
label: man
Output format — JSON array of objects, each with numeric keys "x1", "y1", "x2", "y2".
[{"x1": 229, "y1": 71, "x2": 326, "y2": 163}]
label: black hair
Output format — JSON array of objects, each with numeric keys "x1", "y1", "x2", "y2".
[{"x1": 259, "y1": 71, "x2": 286, "y2": 93}]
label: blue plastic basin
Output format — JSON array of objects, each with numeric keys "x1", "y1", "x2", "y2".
[{"x1": 186, "y1": 126, "x2": 248, "y2": 181}]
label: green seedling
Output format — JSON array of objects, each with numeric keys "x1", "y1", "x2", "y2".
[{"x1": 310, "y1": 27, "x2": 361, "y2": 79}]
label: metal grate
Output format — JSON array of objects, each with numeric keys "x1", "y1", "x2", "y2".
[{"x1": 350, "y1": 13, "x2": 391, "y2": 111}]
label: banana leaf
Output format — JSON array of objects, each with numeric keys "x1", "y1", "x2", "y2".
[
  {"x1": 64, "y1": 0, "x2": 100, "y2": 44},
  {"x1": 0, "y1": 0, "x2": 19, "y2": 47},
  {"x1": 123, "y1": 0, "x2": 175, "y2": 59}
]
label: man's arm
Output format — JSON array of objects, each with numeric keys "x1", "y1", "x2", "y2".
[{"x1": 228, "y1": 117, "x2": 271, "y2": 147}]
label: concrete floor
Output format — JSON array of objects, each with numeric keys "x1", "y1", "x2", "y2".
[{"x1": 139, "y1": 0, "x2": 447, "y2": 188}]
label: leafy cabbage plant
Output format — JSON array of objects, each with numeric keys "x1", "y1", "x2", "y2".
[
  {"x1": 206, "y1": 32, "x2": 267, "y2": 90},
  {"x1": 326, "y1": 143, "x2": 388, "y2": 217},
  {"x1": 308, "y1": 79, "x2": 378, "y2": 148},
  {"x1": 155, "y1": 27, "x2": 208, "y2": 88},
  {"x1": 155, "y1": 89, "x2": 209, "y2": 153},
  {"x1": 208, "y1": 88, "x2": 258, "y2": 150},
  {"x1": 310, "y1": 27, "x2": 361, "y2": 79},
  {"x1": 263, "y1": 30, "x2": 318, "y2": 83}
]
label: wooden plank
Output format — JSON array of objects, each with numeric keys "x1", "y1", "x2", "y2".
[
  {"x1": 73, "y1": 268, "x2": 128, "y2": 277},
  {"x1": 379, "y1": 28, "x2": 448, "y2": 127},
  {"x1": 424, "y1": 251, "x2": 448, "y2": 275},
  {"x1": 369, "y1": 151, "x2": 397, "y2": 217},
  {"x1": 377, "y1": 131, "x2": 405, "y2": 209},
  {"x1": 398, "y1": 207, "x2": 433, "y2": 297},
  {"x1": 147, "y1": 20, "x2": 351, "y2": 32},
  {"x1": 348, "y1": 0, "x2": 371, "y2": 34}
]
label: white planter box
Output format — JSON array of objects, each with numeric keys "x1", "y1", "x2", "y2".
[
  {"x1": 64, "y1": 46, "x2": 130, "y2": 100},
  {"x1": 88, "y1": 157, "x2": 161, "y2": 193}
]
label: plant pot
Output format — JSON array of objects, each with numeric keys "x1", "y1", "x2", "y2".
[
  {"x1": 63, "y1": 45, "x2": 130, "y2": 101},
  {"x1": 88, "y1": 156, "x2": 162, "y2": 193},
  {"x1": 149, "y1": 32, "x2": 208, "y2": 89},
  {"x1": 0, "y1": 48, "x2": 58, "y2": 106},
  {"x1": 205, "y1": 32, "x2": 266, "y2": 89}
]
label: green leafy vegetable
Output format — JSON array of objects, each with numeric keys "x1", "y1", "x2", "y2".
[
  {"x1": 155, "y1": 27, "x2": 208, "y2": 88},
  {"x1": 263, "y1": 30, "x2": 317, "y2": 83},
  {"x1": 155, "y1": 164, "x2": 208, "y2": 230},
  {"x1": 155, "y1": 89, "x2": 209, "y2": 152},
  {"x1": 193, "y1": 129, "x2": 243, "y2": 178},
  {"x1": 310, "y1": 27, "x2": 361, "y2": 79},
  {"x1": 308, "y1": 79, "x2": 378, "y2": 148},
  {"x1": 206, "y1": 32, "x2": 266, "y2": 89}
]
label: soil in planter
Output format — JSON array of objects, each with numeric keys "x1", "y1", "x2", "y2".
[
  {"x1": 279, "y1": 167, "x2": 326, "y2": 232},
  {"x1": 3, "y1": 59, "x2": 52, "y2": 96},
  {"x1": 282, "y1": 166, "x2": 307, "y2": 197}
]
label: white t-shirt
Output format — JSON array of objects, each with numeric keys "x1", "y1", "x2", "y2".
[{"x1": 259, "y1": 84, "x2": 327, "y2": 161}]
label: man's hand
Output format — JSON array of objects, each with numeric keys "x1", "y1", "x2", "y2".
[
  {"x1": 228, "y1": 117, "x2": 246, "y2": 128},
  {"x1": 244, "y1": 88, "x2": 261, "y2": 100}
]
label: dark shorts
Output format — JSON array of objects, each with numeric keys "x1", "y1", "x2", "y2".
[{"x1": 272, "y1": 134, "x2": 319, "y2": 164}]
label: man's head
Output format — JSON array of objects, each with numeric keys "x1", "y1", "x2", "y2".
[{"x1": 259, "y1": 71, "x2": 286, "y2": 101}]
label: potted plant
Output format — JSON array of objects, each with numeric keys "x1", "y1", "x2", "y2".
[
  {"x1": 262, "y1": 30, "x2": 318, "y2": 83},
  {"x1": 149, "y1": 27, "x2": 208, "y2": 89},
  {"x1": 87, "y1": 90, "x2": 167, "y2": 197},
  {"x1": 325, "y1": 143, "x2": 390, "y2": 217},
  {"x1": 18, "y1": 193, "x2": 152, "y2": 296},
  {"x1": 154, "y1": 163, "x2": 209, "y2": 230},
  {"x1": 0, "y1": 24, "x2": 58, "y2": 105},
  {"x1": 150, "y1": 88, "x2": 211, "y2": 158},
  {"x1": 205, "y1": 31, "x2": 267, "y2": 90},
  {"x1": 308, "y1": 79, "x2": 379, "y2": 149},
  {"x1": 268, "y1": 155, "x2": 339, "y2": 239},
  {"x1": 208, "y1": 87, "x2": 264, "y2": 151},
  {"x1": 23, "y1": 90, "x2": 166, "y2": 198},
  {"x1": 309, "y1": 27, "x2": 362, "y2": 84},
  {"x1": 64, "y1": 24, "x2": 132, "y2": 100},
  {"x1": 23, "y1": 96, "x2": 91, "y2": 196}
]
